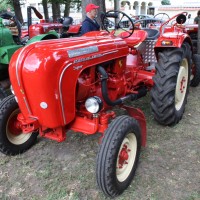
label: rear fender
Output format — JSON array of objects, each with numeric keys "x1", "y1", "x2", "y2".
[
  {"x1": 26, "y1": 31, "x2": 58, "y2": 45},
  {"x1": 155, "y1": 32, "x2": 192, "y2": 48},
  {"x1": 122, "y1": 105, "x2": 147, "y2": 147},
  {"x1": 154, "y1": 34, "x2": 193, "y2": 57},
  {"x1": 0, "y1": 45, "x2": 22, "y2": 64}
]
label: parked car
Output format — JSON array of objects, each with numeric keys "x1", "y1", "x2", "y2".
[{"x1": 121, "y1": 13, "x2": 169, "y2": 29}]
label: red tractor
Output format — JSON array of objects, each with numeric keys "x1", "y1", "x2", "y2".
[
  {"x1": 0, "y1": 11, "x2": 199, "y2": 197},
  {"x1": 22, "y1": 6, "x2": 81, "y2": 42}
]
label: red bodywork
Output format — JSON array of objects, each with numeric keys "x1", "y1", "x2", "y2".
[
  {"x1": 155, "y1": 12, "x2": 193, "y2": 49},
  {"x1": 21, "y1": 21, "x2": 81, "y2": 40},
  {"x1": 29, "y1": 22, "x2": 63, "y2": 38},
  {"x1": 67, "y1": 24, "x2": 82, "y2": 34},
  {"x1": 9, "y1": 31, "x2": 150, "y2": 147}
]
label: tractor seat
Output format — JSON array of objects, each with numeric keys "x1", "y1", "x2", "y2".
[
  {"x1": 63, "y1": 16, "x2": 73, "y2": 28},
  {"x1": 120, "y1": 30, "x2": 148, "y2": 48},
  {"x1": 142, "y1": 28, "x2": 160, "y2": 40}
]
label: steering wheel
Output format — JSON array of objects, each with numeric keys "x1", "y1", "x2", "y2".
[
  {"x1": 102, "y1": 10, "x2": 134, "y2": 38},
  {"x1": 154, "y1": 13, "x2": 170, "y2": 21},
  {"x1": 131, "y1": 18, "x2": 163, "y2": 29}
]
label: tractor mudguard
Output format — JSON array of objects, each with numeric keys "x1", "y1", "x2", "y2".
[
  {"x1": 122, "y1": 105, "x2": 146, "y2": 147},
  {"x1": 26, "y1": 30, "x2": 59, "y2": 45},
  {"x1": 0, "y1": 44, "x2": 22, "y2": 65},
  {"x1": 154, "y1": 33, "x2": 193, "y2": 58},
  {"x1": 9, "y1": 36, "x2": 129, "y2": 128},
  {"x1": 155, "y1": 32, "x2": 192, "y2": 49}
]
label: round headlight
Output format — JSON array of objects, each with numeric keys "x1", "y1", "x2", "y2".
[{"x1": 85, "y1": 96, "x2": 103, "y2": 114}]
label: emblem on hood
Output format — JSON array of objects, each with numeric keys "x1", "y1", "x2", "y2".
[{"x1": 67, "y1": 46, "x2": 99, "y2": 58}]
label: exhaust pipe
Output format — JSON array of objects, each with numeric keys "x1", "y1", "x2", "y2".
[{"x1": 97, "y1": 66, "x2": 147, "y2": 106}]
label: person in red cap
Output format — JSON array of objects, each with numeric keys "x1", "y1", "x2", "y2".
[{"x1": 81, "y1": 3, "x2": 100, "y2": 35}]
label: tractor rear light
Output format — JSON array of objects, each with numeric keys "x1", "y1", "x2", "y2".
[
  {"x1": 161, "y1": 40, "x2": 173, "y2": 46},
  {"x1": 85, "y1": 96, "x2": 103, "y2": 114}
]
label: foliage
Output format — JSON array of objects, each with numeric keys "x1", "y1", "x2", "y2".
[
  {"x1": 0, "y1": 0, "x2": 13, "y2": 13},
  {"x1": 70, "y1": 0, "x2": 82, "y2": 12},
  {"x1": 161, "y1": 0, "x2": 171, "y2": 5}
]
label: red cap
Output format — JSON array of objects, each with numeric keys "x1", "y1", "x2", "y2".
[{"x1": 86, "y1": 3, "x2": 99, "y2": 12}]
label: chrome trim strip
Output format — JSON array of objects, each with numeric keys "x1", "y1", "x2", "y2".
[
  {"x1": 23, "y1": 96, "x2": 32, "y2": 114},
  {"x1": 59, "y1": 63, "x2": 72, "y2": 124},
  {"x1": 102, "y1": 50, "x2": 118, "y2": 55},
  {"x1": 16, "y1": 46, "x2": 27, "y2": 87},
  {"x1": 67, "y1": 46, "x2": 99, "y2": 58}
]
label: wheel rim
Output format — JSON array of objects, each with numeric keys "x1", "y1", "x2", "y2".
[
  {"x1": 175, "y1": 58, "x2": 188, "y2": 111},
  {"x1": 6, "y1": 109, "x2": 32, "y2": 145},
  {"x1": 116, "y1": 133, "x2": 137, "y2": 182}
]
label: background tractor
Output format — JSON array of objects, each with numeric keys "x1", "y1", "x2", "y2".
[{"x1": 0, "y1": 11, "x2": 199, "y2": 198}]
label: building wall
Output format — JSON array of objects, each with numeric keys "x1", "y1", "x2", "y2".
[
  {"x1": 20, "y1": 0, "x2": 199, "y2": 24},
  {"x1": 158, "y1": 7, "x2": 200, "y2": 20},
  {"x1": 21, "y1": 0, "x2": 162, "y2": 22}
]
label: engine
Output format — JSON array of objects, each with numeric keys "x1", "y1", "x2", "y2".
[{"x1": 76, "y1": 57, "x2": 127, "y2": 104}]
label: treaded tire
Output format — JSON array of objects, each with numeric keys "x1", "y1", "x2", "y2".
[
  {"x1": 150, "y1": 43, "x2": 191, "y2": 125},
  {"x1": 190, "y1": 54, "x2": 200, "y2": 87},
  {"x1": 0, "y1": 87, "x2": 8, "y2": 100},
  {"x1": 96, "y1": 115, "x2": 141, "y2": 198},
  {"x1": 0, "y1": 95, "x2": 38, "y2": 155}
]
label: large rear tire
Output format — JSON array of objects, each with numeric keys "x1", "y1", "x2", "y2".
[
  {"x1": 0, "y1": 95, "x2": 38, "y2": 155},
  {"x1": 96, "y1": 115, "x2": 141, "y2": 198},
  {"x1": 150, "y1": 43, "x2": 191, "y2": 125}
]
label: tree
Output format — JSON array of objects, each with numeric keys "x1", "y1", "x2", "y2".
[
  {"x1": 0, "y1": 0, "x2": 23, "y2": 23},
  {"x1": 49, "y1": 0, "x2": 61, "y2": 21},
  {"x1": 0, "y1": 0, "x2": 13, "y2": 13},
  {"x1": 42, "y1": 0, "x2": 49, "y2": 21},
  {"x1": 61, "y1": 0, "x2": 81, "y2": 17},
  {"x1": 10, "y1": 0, "x2": 23, "y2": 23},
  {"x1": 63, "y1": 0, "x2": 71, "y2": 17},
  {"x1": 161, "y1": 0, "x2": 171, "y2": 5}
]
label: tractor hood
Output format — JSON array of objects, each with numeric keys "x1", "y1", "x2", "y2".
[{"x1": 9, "y1": 35, "x2": 129, "y2": 128}]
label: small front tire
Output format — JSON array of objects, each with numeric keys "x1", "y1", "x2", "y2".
[
  {"x1": 96, "y1": 115, "x2": 141, "y2": 198},
  {"x1": 0, "y1": 95, "x2": 38, "y2": 155}
]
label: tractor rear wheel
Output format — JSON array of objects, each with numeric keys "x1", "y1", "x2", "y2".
[
  {"x1": 0, "y1": 95, "x2": 38, "y2": 155},
  {"x1": 0, "y1": 87, "x2": 8, "y2": 100},
  {"x1": 96, "y1": 115, "x2": 141, "y2": 198},
  {"x1": 150, "y1": 43, "x2": 191, "y2": 125},
  {"x1": 190, "y1": 54, "x2": 200, "y2": 87}
]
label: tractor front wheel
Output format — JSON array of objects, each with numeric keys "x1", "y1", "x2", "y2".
[
  {"x1": 0, "y1": 95, "x2": 38, "y2": 155},
  {"x1": 96, "y1": 115, "x2": 141, "y2": 198},
  {"x1": 151, "y1": 43, "x2": 191, "y2": 125}
]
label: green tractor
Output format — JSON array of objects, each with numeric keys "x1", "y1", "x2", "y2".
[{"x1": 0, "y1": 16, "x2": 22, "y2": 98}]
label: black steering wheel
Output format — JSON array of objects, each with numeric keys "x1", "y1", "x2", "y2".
[{"x1": 102, "y1": 10, "x2": 134, "y2": 38}]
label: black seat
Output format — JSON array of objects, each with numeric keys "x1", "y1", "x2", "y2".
[
  {"x1": 63, "y1": 17, "x2": 73, "y2": 28},
  {"x1": 143, "y1": 28, "x2": 160, "y2": 40}
]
